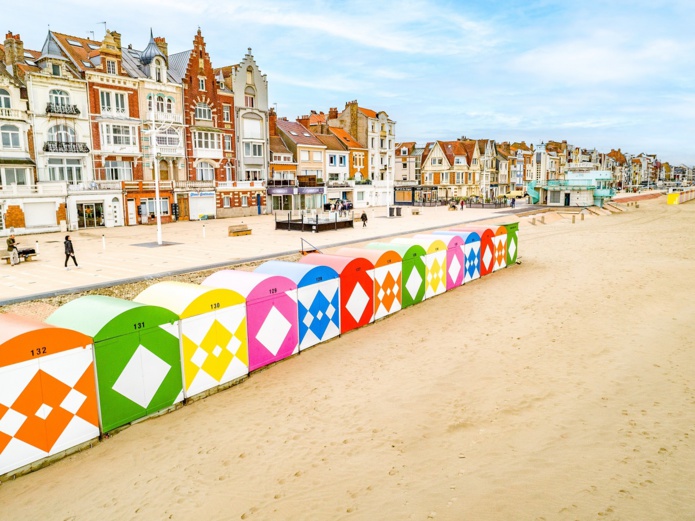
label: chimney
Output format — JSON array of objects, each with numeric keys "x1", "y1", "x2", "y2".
[
  {"x1": 297, "y1": 115, "x2": 310, "y2": 129},
  {"x1": 268, "y1": 108, "x2": 277, "y2": 137},
  {"x1": 154, "y1": 36, "x2": 168, "y2": 59},
  {"x1": 328, "y1": 107, "x2": 338, "y2": 119},
  {"x1": 3, "y1": 32, "x2": 24, "y2": 67}
]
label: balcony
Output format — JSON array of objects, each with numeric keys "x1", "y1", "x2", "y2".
[
  {"x1": 100, "y1": 108, "x2": 129, "y2": 119},
  {"x1": 327, "y1": 180, "x2": 354, "y2": 188},
  {"x1": 157, "y1": 145, "x2": 185, "y2": 157},
  {"x1": 267, "y1": 178, "x2": 297, "y2": 187},
  {"x1": 174, "y1": 180, "x2": 216, "y2": 190},
  {"x1": 297, "y1": 175, "x2": 324, "y2": 187},
  {"x1": 43, "y1": 141, "x2": 90, "y2": 153},
  {"x1": 145, "y1": 111, "x2": 183, "y2": 124},
  {"x1": 123, "y1": 180, "x2": 174, "y2": 192},
  {"x1": 217, "y1": 180, "x2": 265, "y2": 189},
  {"x1": 0, "y1": 108, "x2": 26, "y2": 120},
  {"x1": 46, "y1": 103, "x2": 80, "y2": 116},
  {"x1": 193, "y1": 147, "x2": 223, "y2": 160},
  {"x1": 100, "y1": 143, "x2": 140, "y2": 155}
]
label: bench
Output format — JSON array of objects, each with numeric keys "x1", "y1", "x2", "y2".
[
  {"x1": 411, "y1": 208, "x2": 421, "y2": 215},
  {"x1": 3, "y1": 252, "x2": 37, "y2": 264},
  {"x1": 228, "y1": 224, "x2": 252, "y2": 237}
]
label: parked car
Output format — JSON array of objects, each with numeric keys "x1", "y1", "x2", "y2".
[{"x1": 323, "y1": 199, "x2": 353, "y2": 211}]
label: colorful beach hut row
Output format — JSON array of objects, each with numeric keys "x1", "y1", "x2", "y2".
[{"x1": 0, "y1": 222, "x2": 518, "y2": 479}]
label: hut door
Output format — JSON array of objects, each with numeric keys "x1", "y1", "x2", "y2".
[{"x1": 564, "y1": 193, "x2": 571, "y2": 206}]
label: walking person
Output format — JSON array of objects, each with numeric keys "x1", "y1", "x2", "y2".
[
  {"x1": 64, "y1": 235, "x2": 79, "y2": 270},
  {"x1": 360, "y1": 210, "x2": 368, "y2": 228},
  {"x1": 6, "y1": 234, "x2": 19, "y2": 266}
]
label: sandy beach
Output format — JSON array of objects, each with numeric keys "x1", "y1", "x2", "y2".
[{"x1": 1, "y1": 197, "x2": 694, "y2": 520}]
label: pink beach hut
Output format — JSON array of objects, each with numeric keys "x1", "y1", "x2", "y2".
[
  {"x1": 450, "y1": 226, "x2": 495, "y2": 276},
  {"x1": 334, "y1": 247, "x2": 402, "y2": 321},
  {"x1": 202, "y1": 270, "x2": 299, "y2": 373},
  {"x1": 432, "y1": 230, "x2": 482, "y2": 283},
  {"x1": 412, "y1": 234, "x2": 464, "y2": 290},
  {"x1": 299, "y1": 253, "x2": 375, "y2": 334},
  {"x1": 0, "y1": 313, "x2": 99, "y2": 479}
]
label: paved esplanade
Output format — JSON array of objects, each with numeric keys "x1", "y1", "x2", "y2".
[{"x1": 0, "y1": 204, "x2": 523, "y2": 305}]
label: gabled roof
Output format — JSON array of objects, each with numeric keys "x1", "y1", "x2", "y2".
[
  {"x1": 51, "y1": 32, "x2": 101, "y2": 72},
  {"x1": 276, "y1": 119, "x2": 324, "y2": 147},
  {"x1": 269, "y1": 136, "x2": 291, "y2": 154},
  {"x1": 396, "y1": 142, "x2": 416, "y2": 155},
  {"x1": 607, "y1": 148, "x2": 627, "y2": 165},
  {"x1": 315, "y1": 133, "x2": 345, "y2": 151},
  {"x1": 460, "y1": 140, "x2": 477, "y2": 166},
  {"x1": 328, "y1": 127, "x2": 365, "y2": 150},
  {"x1": 358, "y1": 106, "x2": 377, "y2": 118},
  {"x1": 439, "y1": 141, "x2": 467, "y2": 166},
  {"x1": 39, "y1": 31, "x2": 68, "y2": 62},
  {"x1": 421, "y1": 142, "x2": 435, "y2": 164},
  {"x1": 168, "y1": 50, "x2": 192, "y2": 83}
]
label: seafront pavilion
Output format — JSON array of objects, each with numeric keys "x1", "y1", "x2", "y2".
[{"x1": 0, "y1": 204, "x2": 524, "y2": 305}]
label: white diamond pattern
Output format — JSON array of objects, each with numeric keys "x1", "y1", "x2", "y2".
[
  {"x1": 482, "y1": 246, "x2": 493, "y2": 270},
  {"x1": 509, "y1": 238, "x2": 517, "y2": 259},
  {"x1": 191, "y1": 347, "x2": 208, "y2": 368},
  {"x1": 0, "y1": 408, "x2": 26, "y2": 436},
  {"x1": 59, "y1": 388, "x2": 87, "y2": 415},
  {"x1": 35, "y1": 404, "x2": 52, "y2": 420},
  {"x1": 449, "y1": 255, "x2": 461, "y2": 283},
  {"x1": 345, "y1": 283, "x2": 370, "y2": 322},
  {"x1": 256, "y1": 306, "x2": 292, "y2": 357},
  {"x1": 112, "y1": 345, "x2": 172, "y2": 409},
  {"x1": 405, "y1": 268, "x2": 423, "y2": 300}
]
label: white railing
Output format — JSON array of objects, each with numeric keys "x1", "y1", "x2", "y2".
[
  {"x1": 100, "y1": 108, "x2": 129, "y2": 119},
  {"x1": 217, "y1": 180, "x2": 265, "y2": 189},
  {"x1": 145, "y1": 111, "x2": 183, "y2": 124},
  {"x1": 193, "y1": 148, "x2": 223, "y2": 159},
  {"x1": 0, "y1": 108, "x2": 25, "y2": 120},
  {"x1": 100, "y1": 144, "x2": 140, "y2": 155},
  {"x1": 157, "y1": 146, "x2": 184, "y2": 156},
  {"x1": 123, "y1": 180, "x2": 174, "y2": 191},
  {"x1": 174, "y1": 180, "x2": 216, "y2": 190}
]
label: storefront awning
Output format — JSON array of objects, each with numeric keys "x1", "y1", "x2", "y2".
[{"x1": 0, "y1": 157, "x2": 35, "y2": 166}]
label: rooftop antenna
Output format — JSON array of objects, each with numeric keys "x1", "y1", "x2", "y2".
[
  {"x1": 87, "y1": 31, "x2": 95, "y2": 40},
  {"x1": 98, "y1": 21, "x2": 107, "y2": 35}
]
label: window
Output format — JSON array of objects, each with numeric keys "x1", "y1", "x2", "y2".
[
  {"x1": 223, "y1": 105, "x2": 231, "y2": 122},
  {"x1": 312, "y1": 151, "x2": 321, "y2": 162},
  {"x1": 47, "y1": 158, "x2": 82, "y2": 184},
  {"x1": 225, "y1": 163, "x2": 232, "y2": 181},
  {"x1": 104, "y1": 160, "x2": 132, "y2": 180},
  {"x1": 195, "y1": 102, "x2": 212, "y2": 120},
  {"x1": 199, "y1": 78, "x2": 206, "y2": 91},
  {"x1": 156, "y1": 95, "x2": 165, "y2": 113},
  {"x1": 196, "y1": 162, "x2": 215, "y2": 181},
  {"x1": 431, "y1": 158, "x2": 437, "y2": 166},
  {"x1": 455, "y1": 157, "x2": 463, "y2": 165},
  {"x1": 339, "y1": 155, "x2": 347, "y2": 167},
  {"x1": 143, "y1": 197, "x2": 170, "y2": 215},
  {"x1": 194, "y1": 131, "x2": 221, "y2": 150},
  {"x1": 154, "y1": 59, "x2": 163, "y2": 82},
  {"x1": 166, "y1": 97, "x2": 173, "y2": 113},
  {"x1": 156, "y1": 128, "x2": 179, "y2": 147},
  {"x1": 49, "y1": 89, "x2": 70, "y2": 107},
  {"x1": 100, "y1": 91, "x2": 127, "y2": 115},
  {"x1": 51, "y1": 63, "x2": 61, "y2": 76},
  {"x1": 246, "y1": 66, "x2": 253, "y2": 84},
  {"x1": 1, "y1": 125, "x2": 20, "y2": 148},
  {"x1": 106, "y1": 60, "x2": 116, "y2": 74},
  {"x1": 468, "y1": 173, "x2": 472, "y2": 183},
  {"x1": 242, "y1": 169, "x2": 261, "y2": 181},
  {"x1": 0, "y1": 89, "x2": 10, "y2": 109},
  {"x1": 400, "y1": 147, "x2": 407, "y2": 155},
  {"x1": 101, "y1": 124, "x2": 137, "y2": 146},
  {"x1": 241, "y1": 195, "x2": 248, "y2": 207},
  {"x1": 402, "y1": 162, "x2": 407, "y2": 169},
  {"x1": 224, "y1": 135, "x2": 232, "y2": 151},
  {"x1": 300, "y1": 150, "x2": 309, "y2": 161},
  {"x1": 4, "y1": 167, "x2": 28, "y2": 185},
  {"x1": 328, "y1": 155, "x2": 336, "y2": 167},
  {"x1": 223, "y1": 195, "x2": 231, "y2": 208},
  {"x1": 244, "y1": 86, "x2": 255, "y2": 108},
  {"x1": 48, "y1": 125, "x2": 75, "y2": 143},
  {"x1": 243, "y1": 142, "x2": 262, "y2": 157}
]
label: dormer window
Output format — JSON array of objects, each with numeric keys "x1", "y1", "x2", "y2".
[
  {"x1": 106, "y1": 60, "x2": 116, "y2": 75},
  {"x1": 199, "y1": 78, "x2": 206, "y2": 91},
  {"x1": 52, "y1": 63, "x2": 61, "y2": 76},
  {"x1": 154, "y1": 58, "x2": 164, "y2": 83}
]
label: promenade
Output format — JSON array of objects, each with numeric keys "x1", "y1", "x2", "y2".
[{"x1": 1, "y1": 203, "x2": 524, "y2": 305}]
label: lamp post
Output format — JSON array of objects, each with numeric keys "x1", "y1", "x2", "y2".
[{"x1": 145, "y1": 108, "x2": 175, "y2": 245}]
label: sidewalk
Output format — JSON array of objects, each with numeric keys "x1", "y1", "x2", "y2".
[{"x1": 1, "y1": 204, "x2": 524, "y2": 305}]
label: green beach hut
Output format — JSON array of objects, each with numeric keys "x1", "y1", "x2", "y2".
[
  {"x1": 46, "y1": 295, "x2": 183, "y2": 433},
  {"x1": 500, "y1": 222, "x2": 519, "y2": 265}
]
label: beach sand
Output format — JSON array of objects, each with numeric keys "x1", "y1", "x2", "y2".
[{"x1": 1, "y1": 197, "x2": 694, "y2": 520}]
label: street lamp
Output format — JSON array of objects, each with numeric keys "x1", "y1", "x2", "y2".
[{"x1": 145, "y1": 108, "x2": 175, "y2": 245}]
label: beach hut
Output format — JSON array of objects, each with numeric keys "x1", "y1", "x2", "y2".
[
  {"x1": 202, "y1": 270, "x2": 299, "y2": 372},
  {"x1": 133, "y1": 282, "x2": 248, "y2": 400},
  {"x1": 412, "y1": 234, "x2": 464, "y2": 290},
  {"x1": 432, "y1": 230, "x2": 481, "y2": 283},
  {"x1": 450, "y1": 226, "x2": 495, "y2": 276},
  {"x1": 0, "y1": 313, "x2": 99, "y2": 478},
  {"x1": 299, "y1": 253, "x2": 375, "y2": 334},
  {"x1": 500, "y1": 222, "x2": 519, "y2": 265},
  {"x1": 491, "y1": 226, "x2": 507, "y2": 271},
  {"x1": 391, "y1": 236, "x2": 447, "y2": 298},
  {"x1": 334, "y1": 247, "x2": 402, "y2": 320},
  {"x1": 366, "y1": 242, "x2": 426, "y2": 308},
  {"x1": 46, "y1": 296, "x2": 183, "y2": 434},
  {"x1": 254, "y1": 261, "x2": 340, "y2": 351}
]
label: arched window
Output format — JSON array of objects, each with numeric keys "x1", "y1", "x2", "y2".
[
  {"x1": 244, "y1": 86, "x2": 255, "y2": 108},
  {"x1": 196, "y1": 161, "x2": 214, "y2": 181},
  {"x1": 48, "y1": 124, "x2": 76, "y2": 143},
  {"x1": 195, "y1": 102, "x2": 212, "y2": 120},
  {"x1": 166, "y1": 97, "x2": 174, "y2": 113},
  {"x1": 1, "y1": 124, "x2": 20, "y2": 148},
  {"x1": 154, "y1": 58, "x2": 164, "y2": 82},
  {"x1": 156, "y1": 128, "x2": 179, "y2": 147},
  {"x1": 147, "y1": 94, "x2": 153, "y2": 112},
  {"x1": 49, "y1": 89, "x2": 70, "y2": 107},
  {"x1": 0, "y1": 89, "x2": 10, "y2": 109},
  {"x1": 246, "y1": 66, "x2": 254, "y2": 85},
  {"x1": 156, "y1": 95, "x2": 165, "y2": 113}
]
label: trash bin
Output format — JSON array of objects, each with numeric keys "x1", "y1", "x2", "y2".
[
  {"x1": 396, "y1": 207, "x2": 402, "y2": 217},
  {"x1": 389, "y1": 207, "x2": 395, "y2": 217}
]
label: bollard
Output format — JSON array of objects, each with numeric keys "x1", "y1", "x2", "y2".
[
  {"x1": 203, "y1": 224, "x2": 206, "y2": 238},
  {"x1": 541, "y1": 215, "x2": 545, "y2": 224},
  {"x1": 102, "y1": 234, "x2": 106, "y2": 251},
  {"x1": 35, "y1": 240, "x2": 40, "y2": 254},
  {"x1": 531, "y1": 217, "x2": 536, "y2": 225},
  {"x1": 581, "y1": 213, "x2": 585, "y2": 221},
  {"x1": 572, "y1": 215, "x2": 576, "y2": 224},
  {"x1": 635, "y1": 203, "x2": 639, "y2": 208}
]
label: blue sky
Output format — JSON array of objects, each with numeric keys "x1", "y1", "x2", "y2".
[{"x1": 7, "y1": 0, "x2": 695, "y2": 164}]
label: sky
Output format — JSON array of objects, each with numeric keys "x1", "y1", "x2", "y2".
[{"x1": 5, "y1": 0, "x2": 695, "y2": 164}]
